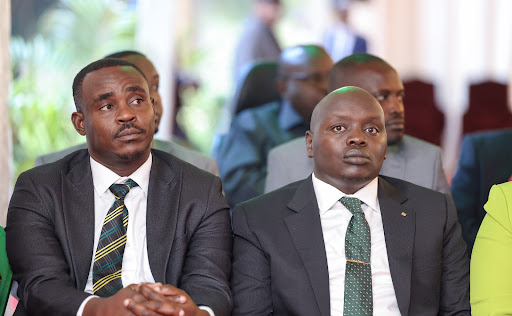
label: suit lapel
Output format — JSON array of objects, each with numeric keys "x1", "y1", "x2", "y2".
[
  {"x1": 62, "y1": 152, "x2": 95, "y2": 290},
  {"x1": 284, "y1": 177, "x2": 330, "y2": 316},
  {"x1": 378, "y1": 177, "x2": 415, "y2": 316},
  {"x1": 146, "y1": 151, "x2": 179, "y2": 283}
]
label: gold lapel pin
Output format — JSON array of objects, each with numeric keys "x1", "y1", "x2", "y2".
[{"x1": 401, "y1": 212, "x2": 407, "y2": 217}]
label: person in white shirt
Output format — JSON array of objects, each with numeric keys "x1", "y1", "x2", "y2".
[
  {"x1": 6, "y1": 58, "x2": 232, "y2": 316},
  {"x1": 231, "y1": 86, "x2": 469, "y2": 315}
]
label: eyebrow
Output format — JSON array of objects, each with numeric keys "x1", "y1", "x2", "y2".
[
  {"x1": 126, "y1": 86, "x2": 147, "y2": 94},
  {"x1": 93, "y1": 92, "x2": 114, "y2": 103}
]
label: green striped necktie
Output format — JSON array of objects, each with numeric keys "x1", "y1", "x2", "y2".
[
  {"x1": 92, "y1": 179, "x2": 138, "y2": 297},
  {"x1": 340, "y1": 196, "x2": 373, "y2": 316}
]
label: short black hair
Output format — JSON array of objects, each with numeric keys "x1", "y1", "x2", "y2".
[
  {"x1": 104, "y1": 50, "x2": 145, "y2": 59},
  {"x1": 72, "y1": 58, "x2": 147, "y2": 112}
]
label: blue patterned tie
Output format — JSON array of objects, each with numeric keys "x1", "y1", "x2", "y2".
[
  {"x1": 340, "y1": 197, "x2": 373, "y2": 315},
  {"x1": 92, "y1": 179, "x2": 138, "y2": 297}
]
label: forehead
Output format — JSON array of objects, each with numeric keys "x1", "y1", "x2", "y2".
[
  {"x1": 320, "y1": 92, "x2": 384, "y2": 123},
  {"x1": 350, "y1": 64, "x2": 403, "y2": 93},
  {"x1": 83, "y1": 66, "x2": 147, "y2": 91}
]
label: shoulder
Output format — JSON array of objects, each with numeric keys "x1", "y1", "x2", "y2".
[
  {"x1": 463, "y1": 129, "x2": 512, "y2": 145},
  {"x1": 484, "y1": 182, "x2": 512, "y2": 230},
  {"x1": 151, "y1": 149, "x2": 218, "y2": 184},
  {"x1": 35, "y1": 143, "x2": 88, "y2": 166},
  {"x1": 401, "y1": 135, "x2": 440, "y2": 153},
  {"x1": 268, "y1": 137, "x2": 306, "y2": 157},
  {"x1": 380, "y1": 175, "x2": 447, "y2": 203},
  {"x1": 234, "y1": 101, "x2": 281, "y2": 123},
  {"x1": 153, "y1": 140, "x2": 216, "y2": 172},
  {"x1": 235, "y1": 180, "x2": 304, "y2": 219}
]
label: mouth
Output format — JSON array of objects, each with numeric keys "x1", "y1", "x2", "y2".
[
  {"x1": 386, "y1": 120, "x2": 405, "y2": 131},
  {"x1": 115, "y1": 127, "x2": 144, "y2": 141},
  {"x1": 343, "y1": 149, "x2": 371, "y2": 165}
]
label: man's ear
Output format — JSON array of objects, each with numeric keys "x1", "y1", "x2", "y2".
[
  {"x1": 71, "y1": 111, "x2": 86, "y2": 136},
  {"x1": 305, "y1": 130, "x2": 314, "y2": 158}
]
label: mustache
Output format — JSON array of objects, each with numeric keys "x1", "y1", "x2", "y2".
[
  {"x1": 388, "y1": 112, "x2": 404, "y2": 120},
  {"x1": 113, "y1": 122, "x2": 146, "y2": 138}
]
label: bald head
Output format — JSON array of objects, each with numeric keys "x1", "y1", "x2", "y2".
[
  {"x1": 306, "y1": 86, "x2": 387, "y2": 194},
  {"x1": 327, "y1": 53, "x2": 406, "y2": 146},
  {"x1": 277, "y1": 45, "x2": 334, "y2": 123}
]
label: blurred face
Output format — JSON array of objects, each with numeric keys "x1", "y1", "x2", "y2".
[
  {"x1": 72, "y1": 66, "x2": 155, "y2": 170},
  {"x1": 306, "y1": 87, "x2": 387, "y2": 194},
  {"x1": 329, "y1": 62, "x2": 405, "y2": 146},
  {"x1": 122, "y1": 55, "x2": 162, "y2": 133},
  {"x1": 255, "y1": 2, "x2": 282, "y2": 26},
  {"x1": 280, "y1": 53, "x2": 334, "y2": 123}
]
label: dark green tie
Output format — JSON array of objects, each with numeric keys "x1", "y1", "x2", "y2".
[
  {"x1": 92, "y1": 179, "x2": 138, "y2": 297},
  {"x1": 340, "y1": 197, "x2": 373, "y2": 316}
]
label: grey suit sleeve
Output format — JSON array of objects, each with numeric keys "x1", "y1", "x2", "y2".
[
  {"x1": 231, "y1": 205, "x2": 272, "y2": 316},
  {"x1": 180, "y1": 176, "x2": 233, "y2": 315},
  {"x1": 439, "y1": 193, "x2": 471, "y2": 315},
  {"x1": 433, "y1": 149, "x2": 451, "y2": 195},
  {"x1": 264, "y1": 147, "x2": 289, "y2": 193},
  {"x1": 6, "y1": 172, "x2": 91, "y2": 316}
]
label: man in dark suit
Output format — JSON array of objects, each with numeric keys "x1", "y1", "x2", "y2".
[
  {"x1": 6, "y1": 58, "x2": 232, "y2": 315},
  {"x1": 231, "y1": 86, "x2": 469, "y2": 315},
  {"x1": 451, "y1": 128, "x2": 512, "y2": 255}
]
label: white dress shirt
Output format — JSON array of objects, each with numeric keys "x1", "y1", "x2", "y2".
[
  {"x1": 312, "y1": 173, "x2": 401, "y2": 315},
  {"x1": 77, "y1": 154, "x2": 213, "y2": 315}
]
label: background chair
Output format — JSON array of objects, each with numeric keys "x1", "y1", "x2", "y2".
[
  {"x1": 403, "y1": 79, "x2": 445, "y2": 146},
  {"x1": 230, "y1": 60, "x2": 281, "y2": 116},
  {"x1": 463, "y1": 80, "x2": 512, "y2": 134},
  {"x1": 0, "y1": 226, "x2": 13, "y2": 315}
]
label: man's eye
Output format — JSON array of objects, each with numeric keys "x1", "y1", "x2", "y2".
[
  {"x1": 151, "y1": 84, "x2": 159, "y2": 91},
  {"x1": 100, "y1": 104, "x2": 113, "y2": 111},
  {"x1": 333, "y1": 126, "x2": 345, "y2": 132},
  {"x1": 131, "y1": 98, "x2": 144, "y2": 105},
  {"x1": 374, "y1": 94, "x2": 386, "y2": 102},
  {"x1": 365, "y1": 127, "x2": 379, "y2": 135}
]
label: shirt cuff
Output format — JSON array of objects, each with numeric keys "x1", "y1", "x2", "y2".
[
  {"x1": 198, "y1": 305, "x2": 215, "y2": 316},
  {"x1": 77, "y1": 295, "x2": 99, "y2": 316}
]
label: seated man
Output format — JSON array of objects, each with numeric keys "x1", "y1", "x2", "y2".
[
  {"x1": 451, "y1": 128, "x2": 512, "y2": 255},
  {"x1": 265, "y1": 53, "x2": 450, "y2": 194},
  {"x1": 231, "y1": 86, "x2": 470, "y2": 315},
  {"x1": 6, "y1": 58, "x2": 232, "y2": 315},
  {"x1": 216, "y1": 44, "x2": 333, "y2": 207},
  {"x1": 35, "y1": 50, "x2": 219, "y2": 176}
]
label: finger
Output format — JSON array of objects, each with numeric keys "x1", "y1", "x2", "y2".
[
  {"x1": 129, "y1": 299, "x2": 185, "y2": 316},
  {"x1": 139, "y1": 283, "x2": 168, "y2": 301},
  {"x1": 124, "y1": 299, "x2": 164, "y2": 316}
]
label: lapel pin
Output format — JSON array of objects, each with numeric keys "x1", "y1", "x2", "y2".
[{"x1": 401, "y1": 212, "x2": 407, "y2": 217}]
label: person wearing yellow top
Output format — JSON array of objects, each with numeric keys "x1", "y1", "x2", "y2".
[{"x1": 471, "y1": 181, "x2": 512, "y2": 314}]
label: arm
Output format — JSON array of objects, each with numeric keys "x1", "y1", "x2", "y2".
[
  {"x1": 432, "y1": 148, "x2": 450, "y2": 195},
  {"x1": 439, "y1": 193, "x2": 471, "y2": 315},
  {"x1": 450, "y1": 136, "x2": 480, "y2": 254},
  {"x1": 215, "y1": 117, "x2": 267, "y2": 207},
  {"x1": 6, "y1": 172, "x2": 93, "y2": 316},
  {"x1": 231, "y1": 205, "x2": 273, "y2": 316},
  {"x1": 179, "y1": 176, "x2": 233, "y2": 316},
  {"x1": 470, "y1": 183, "x2": 512, "y2": 314}
]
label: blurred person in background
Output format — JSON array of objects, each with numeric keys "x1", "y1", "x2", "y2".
[
  {"x1": 323, "y1": 0, "x2": 368, "y2": 61},
  {"x1": 216, "y1": 45, "x2": 333, "y2": 208},
  {"x1": 232, "y1": 0, "x2": 282, "y2": 80}
]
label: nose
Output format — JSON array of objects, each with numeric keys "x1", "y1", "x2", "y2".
[
  {"x1": 387, "y1": 95, "x2": 405, "y2": 115},
  {"x1": 346, "y1": 128, "x2": 367, "y2": 146},
  {"x1": 117, "y1": 103, "x2": 136, "y2": 123}
]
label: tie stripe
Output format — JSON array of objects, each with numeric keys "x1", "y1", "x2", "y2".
[{"x1": 92, "y1": 179, "x2": 138, "y2": 297}]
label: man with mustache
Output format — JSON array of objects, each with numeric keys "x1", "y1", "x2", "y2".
[
  {"x1": 6, "y1": 58, "x2": 232, "y2": 315},
  {"x1": 231, "y1": 86, "x2": 470, "y2": 315},
  {"x1": 265, "y1": 53, "x2": 450, "y2": 194},
  {"x1": 35, "y1": 51, "x2": 219, "y2": 176}
]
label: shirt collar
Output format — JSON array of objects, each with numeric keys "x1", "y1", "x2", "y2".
[
  {"x1": 90, "y1": 153, "x2": 152, "y2": 197},
  {"x1": 312, "y1": 172, "x2": 379, "y2": 215},
  {"x1": 278, "y1": 100, "x2": 309, "y2": 131}
]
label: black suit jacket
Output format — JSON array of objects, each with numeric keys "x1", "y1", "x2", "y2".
[
  {"x1": 6, "y1": 149, "x2": 232, "y2": 316},
  {"x1": 231, "y1": 175, "x2": 470, "y2": 316},
  {"x1": 451, "y1": 129, "x2": 512, "y2": 255}
]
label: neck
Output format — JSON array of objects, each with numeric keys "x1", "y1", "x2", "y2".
[
  {"x1": 91, "y1": 151, "x2": 151, "y2": 177},
  {"x1": 317, "y1": 174, "x2": 374, "y2": 195}
]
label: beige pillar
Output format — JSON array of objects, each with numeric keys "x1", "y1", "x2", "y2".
[{"x1": 0, "y1": 0, "x2": 12, "y2": 226}]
